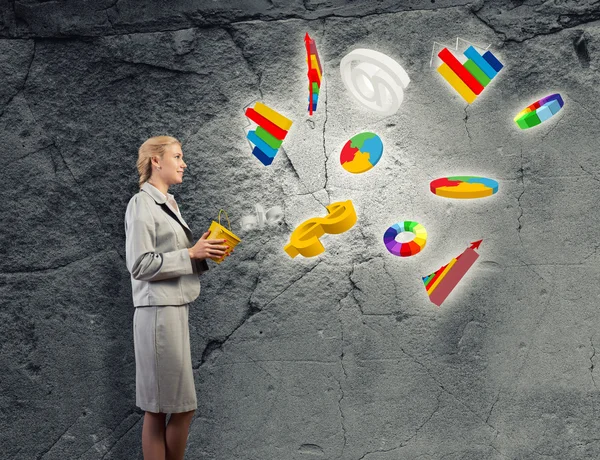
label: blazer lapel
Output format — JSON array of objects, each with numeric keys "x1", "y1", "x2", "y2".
[
  {"x1": 141, "y1": 182, "x2": 194, "y2": 237},
  {"x1": 164, "y1": 200, "x2": 192, "y2": 234}
]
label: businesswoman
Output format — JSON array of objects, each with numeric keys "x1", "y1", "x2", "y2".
[{"x1": 125, "y1": 135, "x2": 228, "y2": 460}]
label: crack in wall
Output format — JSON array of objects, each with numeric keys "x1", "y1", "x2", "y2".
[
  {"x1": 573, "y1": 30, "x2": 591, "y2": 68},
  {"x1": 463, "y1": 105, "x2": 471, "y2": 142},
  {"x1": 222, "y1": 25, "x2": 263, "y2": 100},
  {"x1": 356, "y1": 391, "x2": 443, "y2": 460},
  {"x1": 321, "y1": 77, "x2": 330, "y2": 203},
  {"x1": 398, "y1": 346, "x2": 508, "y2": 453},
  {"x1": 98, "y1": 415, "x2": 142, "y2": 460},
  {"x1": 36, "y1": 414, "x2": 81, "y2": 459},
  {"x1": 336, "y1": 298, "x2": 348, "y2": 459},
  {"x1": 198, "y1": 260, "x2": 323, "y2": 367},
  {"x1": 110, "y1": 58, "x2": 211, "y2": 77},
  {"x1": 471, "y1": 5, "x2": 600, "y2": 45},
  {"x1": 3, "y1": 4, "x2": 463, "y2": 39},
  {"x1": 77, "y1": 410, "x2": 142, "y2": 460},
  {"x1": 486, "y1": 391, "x2": 501, "y2": 424},
  {"x1": 516, "y1": 146, "x2": 525, "y2": 246},
  {"x1": 0, "y1": 251, "x2": 105, "y2": 275},
  {"x1": 590, "y1": 336, "x2": 597, "y2": 389},
  {"x1": 18, "y1": 67, "x2": 124, "y2": 264},
  {"x1": 0, "y1": 38, "x2": 35, "y2": 120},
  {"x1": 568, "y1": 95, "x2": 600, "y2": 123}
]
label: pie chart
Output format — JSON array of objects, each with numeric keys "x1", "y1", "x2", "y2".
[
  {"x1": 340, "y1": 132, "x2": 383, "y2": 174},
  {"x1": 430, "y1": 176, "x2": 498, "y2": 199}
]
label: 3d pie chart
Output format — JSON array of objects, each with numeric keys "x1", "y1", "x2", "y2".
[
  {"x1": 340, "y1": 132, "x2": 383, "y2": 174},
  {"x1": 430, "y1": 176, "x2": 499, "y2": 199}
]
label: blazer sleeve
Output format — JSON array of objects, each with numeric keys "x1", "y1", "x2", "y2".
[
  {"x1": 194, "y1": 258, "x2": 209, "y2": 275},
  {"x1": 125, "y1": 195, "x2": 195, "y2": 282}
]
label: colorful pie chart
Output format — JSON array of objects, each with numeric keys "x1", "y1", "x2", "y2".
[
  {"x1": 430, "y1": 176, "x2": 498, "y2": 199},
  {"x1": 383, "y1": 221, "x2": 427, "y2": 257},
  {"x1": 340, "y1": 132, "x2": 383, "y2": 174}
]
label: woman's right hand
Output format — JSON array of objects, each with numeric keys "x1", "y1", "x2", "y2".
[{"x1": 188, "y1": 231, "x2": 228, "y2": 260}]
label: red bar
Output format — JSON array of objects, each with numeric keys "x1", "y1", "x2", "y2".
[
  {"x1": 425, "y1": 264, "x2": 446, "y2": 290},
  {"x1": 308, "y1": 69, "x2": 321, "y2": 86},
  {"x1": 429, "y1": 248, "x2": 479, "y2": 306},
  {"x1": 438, "y1": 48, "x2": 484, "y2": 96},
  {"x1": 245, "y1": 108, "x2": 289, "y2": 140}
]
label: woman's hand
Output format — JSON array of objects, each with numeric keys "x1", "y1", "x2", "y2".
[{"x1": 188, "y1": 231, "x2": 229, "y2": 260}]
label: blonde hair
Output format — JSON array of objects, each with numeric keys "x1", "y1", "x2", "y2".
[{"x1": 137, "y1": 135, "x2": 181, "y2": 188}]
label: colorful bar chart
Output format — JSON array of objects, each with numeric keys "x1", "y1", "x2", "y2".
[
  {"x1": 437, "y1": 46, "x2": 503, "y2": 103},
  {"x1": 305, "y1": 33, "x2": 323, "y2": 115},
  {"x1": 244, "y1": 102, "x2": 293, "y2": 166},
  {"x1": 422, "y1": 240, "x2": 482, "y2": 306}
]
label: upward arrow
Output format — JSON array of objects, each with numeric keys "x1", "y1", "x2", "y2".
[
  {"x1": 305, "y1": 33, "x2": 314, "y2": 116},
  {"x1": 469, "y1": 239, "x2": 483, "y2": 250}
]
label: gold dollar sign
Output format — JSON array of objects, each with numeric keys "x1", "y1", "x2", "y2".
[{"x1": 284, "y1": 200, "x2": 357, "y2": 258}]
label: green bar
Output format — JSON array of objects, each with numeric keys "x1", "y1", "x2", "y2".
[
  {"x1": 448, "y1": 176, "x2": 475, "y2": 182},
  {"x1": 517, "y1": 112, "x2": 541, "y2": 129},
  {"x1": 256, "y1": 126, "x2": 283, "y2": 149},
  {"x1": 312, "y1": 82, "x2": 320, "y2": 94},
  {"x1": 404, "y1": 221, "x2": 419, "y2": 233},
  {"x1": 464, "y1": 59, "x2": 491, "y2": 87}
]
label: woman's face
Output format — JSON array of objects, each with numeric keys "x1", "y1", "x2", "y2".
[{"x1": 154, "y1": 143, "x2": 187, "y2": 185}]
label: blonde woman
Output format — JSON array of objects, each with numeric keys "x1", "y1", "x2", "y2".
[{"x1": 125, "y1": 136, "x2": 228, "y2": 460}]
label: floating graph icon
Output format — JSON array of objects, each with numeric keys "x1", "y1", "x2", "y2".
[
  {"x1": 305, "y1": 33, "x2": 323, "y2": 115},
  {"x1": 514, "y1": 93, "x2": 564, "y2": 129},
  {"x1": 422, "y1": 240, "x2": 482, "y2": 306},
  {"x1": 437, "y1": 46, "x2": 503, "y2": 103},
  {"x1": 244, "y1": 102, "x2": 293, "y2": 166}
]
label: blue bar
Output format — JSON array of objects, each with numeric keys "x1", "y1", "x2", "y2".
[
  {"x1": 247, "y1": 130, "x2": 278, "y2": 159},
  {"x1": 482, "y1": 50, "x2": 503, "y2": 72},
  {"x1": 463, "y1": 46, "x2": 497, "y2": 79},
  {"x1": 546, "y1": 99, "x2": 562, "y2": 115},
  {"x1": 252, "y1": 146, "x2": 275, "y2": 165}
]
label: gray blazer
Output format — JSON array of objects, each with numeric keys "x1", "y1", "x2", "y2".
[{"x1": 124, "y1": 182, "x2": 209, "y2": 307}]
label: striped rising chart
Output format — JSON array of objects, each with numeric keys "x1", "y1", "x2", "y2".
[
  {"x1": 422, "y1": 240, "x2": 482, "y2": 306},
  {"x1": 437, "y1": 45, "x2": 503, "y2": 103},
  {"x1": 305, "y1": 33, "x2": 323, "y2": 115},
  {"x1": 244, "y1": 102, "x2": 293, "y2": 166}
]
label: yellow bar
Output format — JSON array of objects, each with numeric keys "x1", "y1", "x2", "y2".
[
  {"x1": 514, "y1": 107, "x2": 533, "y2": 122},
  {"x1": 437, "y1": 63, "x2": 477, "y2": 104},
  {"x1": 427, "y1": 257, "x2": 458, "y2": 294},
  {"x1": 254, "y1": 102, "x2": 293, "y2": 131},
  {"x1": 310, "y1": 55, "x2": 322, "y2": 79}
]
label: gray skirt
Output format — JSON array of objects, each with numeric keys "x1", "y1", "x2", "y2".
[{"x1": 133, "y1": 304, "x2": 197, "y2": 413}]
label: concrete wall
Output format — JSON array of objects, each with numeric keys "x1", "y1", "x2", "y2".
[{"x1": 1, "y1": 1, "x2": 599, "y2": 459}]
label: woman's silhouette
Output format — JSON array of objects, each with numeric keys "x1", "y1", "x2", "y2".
[{"x1": 125, "y1": 136, "x2": 229, "y2": 460}]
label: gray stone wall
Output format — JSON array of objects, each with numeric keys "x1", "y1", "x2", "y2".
[{"x1": 1, "y1": 1, "x2": 599, "y2": 459}]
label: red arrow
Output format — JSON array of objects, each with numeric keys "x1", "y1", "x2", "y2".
[
  {"x1": 305, "y1": 33, "x2": 314, "y2": 116},
  {"x1": 469, "y1": 239, "x2": 483, "y2": 250}
]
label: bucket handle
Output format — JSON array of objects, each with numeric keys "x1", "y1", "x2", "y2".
[{"x1": 217, "y1": 209, "x2": 232, "y2": 231}]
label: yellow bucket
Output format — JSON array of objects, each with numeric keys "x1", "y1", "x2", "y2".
[{"x1": 206, "y1": 209, "x2": 241, "y2": 264}]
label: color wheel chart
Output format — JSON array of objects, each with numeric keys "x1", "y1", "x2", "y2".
[
  {"x1": 437, "y1": 45, "x2": 503, "y2": 103},
  {"x1": 305, "y1": 33, "x2": 323, "y2": 115},
  {"x1": 514, "y1": 93, "x2": 564, "y2": 129}
]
